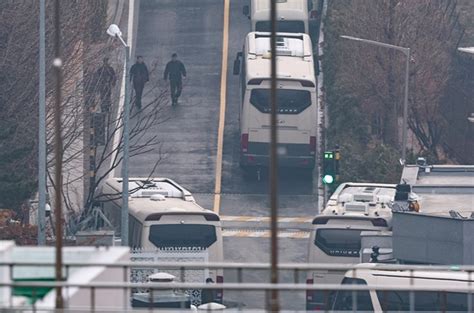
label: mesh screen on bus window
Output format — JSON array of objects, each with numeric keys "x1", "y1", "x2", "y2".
[
  {"x1": 149, "y1": 224, "x2": 217, "y2": 249},
  {"x1": 250, "y1": 89, "x2": 311, "y2": 114},
  {"x1": 255, "y1": 21, "x2": 305, "y2": 33},
  {"x1": 314, "y1": 229, "x2": 366, "y2": 257}
]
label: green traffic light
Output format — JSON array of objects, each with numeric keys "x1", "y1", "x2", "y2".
[{"x1": 323, "y1": 174, "x2": 334, "y2": 184}]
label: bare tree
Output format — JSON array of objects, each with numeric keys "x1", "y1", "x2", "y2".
[
  {"x1": 0, "y1": 1, "x2": 171, "y2": 240},
  {"x1": 327, "y1": 0, "x2": 464, "y2": 159}
]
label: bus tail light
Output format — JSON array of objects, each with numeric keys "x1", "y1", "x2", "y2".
[
  {"x1": 216, "y1": 275, "x2": 224, "y2": 302},
  {"x1": 306, "y1": 278, "x2": 314, "y2": 300},
  {"x1": 310, "y1": 136, "x2": 316, "y2": 155},
  {"x1": 241, "y1": 133, "x2": 249, "y2": 153}
]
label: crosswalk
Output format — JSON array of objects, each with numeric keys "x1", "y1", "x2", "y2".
[
  {"x1": 221, "y1": 215, "x2": 312, "y2": 239},
  {"x1": 222, "y1": 229, "x2": 310, "y2": 239},
  {"x1": 221, "y1": 215, "x2": 313, "y2": 223}
]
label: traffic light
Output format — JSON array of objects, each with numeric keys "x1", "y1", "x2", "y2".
[{"x1": 322, "y1": 151, "x2": 336, "y2": 184}]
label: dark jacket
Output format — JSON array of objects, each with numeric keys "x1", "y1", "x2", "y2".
[
  {"x1": 130, "y1": 62, "x2": 149, "y2": 84},
  {"x1": 96, "y1": 64, "x2": 116, "y2": 91},
  {"x1": 164, "y1": 60, "x2": 186, "y2": 82}
]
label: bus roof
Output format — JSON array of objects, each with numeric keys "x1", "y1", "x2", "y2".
[
  {"x1": 101, "y1": 178, "x2": 218, "y2": 223},
  {"x1": 244, "y1": 32, "x2": 315, "y2": 85},
  {"x1": 252, "y1": 0, "x2": 308, "y2": 21},
  {"x1": 321, "y1": 182, "x2": 397, "y2": 218}
]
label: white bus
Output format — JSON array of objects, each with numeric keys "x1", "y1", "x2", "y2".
[
  {"x1": 306, "y1": 183, "x2": 396, "y2": 310},
  {"x1": 233, "y1": 32, "x2": 318, "y2": 170},
  {"x1": 243, "y1": 0, "x2": 313, "y2": 34},
  {"x1": 332, "y1": 264, "x2": 474, "y2": 312},
  {"x1": 100, "y1": 178, "x2": 224, "y2": 303}
]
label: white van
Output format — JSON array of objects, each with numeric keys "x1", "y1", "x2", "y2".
[
  {"x1": 243, "y1": 0, "x2": 313, "y2": 34},
  {"x1": 332, "y1": 265, "x2": 474, "y2": 312},
  {"x1": 100, "y1": 178, "x2": 224, "y2": 303},
  {"x1": 306, "y1": 183, "x2": 396, "y2": 310},
  {"x1": 233, "y1": 32, "x2": 318, "y2": 170}
]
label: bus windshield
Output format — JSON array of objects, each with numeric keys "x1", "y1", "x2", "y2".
[
  {"x1": 255, "y1": 20, "x2": 306, "y2": 33},
  {"x1": 315, "y1": 229, "x2": 369, "y2": 257},
  {"x1": 250, "y1": 89, "x2": 311, "y2": 114},
  {"x1": 149, "y1": 224, "x2": 217, "y2": 249}
]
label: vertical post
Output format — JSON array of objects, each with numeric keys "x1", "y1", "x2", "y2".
[
  {"x1": 53, "y1": 0, "x2": 64, "y2": 308},
  {"x1": 121, "y1": 45, "x2": 130, "y2": 246},
  {"x1": 269, "y1": 0, "x2": 279, "y2": 312},
  {"x1": 401, "y1": 48, "x2": 410, "y2": 163},
  {"x1": 38, "y1": 0, "x2": 46, "y2": 245}
]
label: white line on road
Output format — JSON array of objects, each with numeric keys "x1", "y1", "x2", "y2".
[
  {"x1": 222, "y1": 229, "x2": 310, "y2": 239},
  {"x1": 221, "y1": 216, "x2": 313, "y2": 223}
]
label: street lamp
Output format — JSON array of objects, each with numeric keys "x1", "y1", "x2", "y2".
[
  {"x1": 457, "y1": 47, "x2": 474, "y2": 123},
  {"x1": 107, "y1": 24, "x2": 130, "y2": 246},
  {"x1": 340, "y1": 35, "x2": 411, "y2": 164}
]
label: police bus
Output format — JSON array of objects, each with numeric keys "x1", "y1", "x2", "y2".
[
  {"x1": 243, "y1": 0, "x2": 313, "y2": 34},
  {"x1": 233, "y1": 32, "x2": 317, "y2": 171},
  {"x1": 305, "y1": 182, "x2": 396, "y2": 311},
  {"x1": 100, "y1": 177, "x2": 224, "y2": 303}
]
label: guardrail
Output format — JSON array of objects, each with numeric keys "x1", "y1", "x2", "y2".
[{"x1": 2, "y1": 261, "x2": 474, "y2": 312}]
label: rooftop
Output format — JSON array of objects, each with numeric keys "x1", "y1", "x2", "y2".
[{"x1": 401, "y1": 165, "x2": 474, "y2": 215}]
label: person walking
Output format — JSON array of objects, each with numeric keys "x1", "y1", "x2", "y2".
[
  {"x1": 96, "y1": 57, "x2": 116, "y2": 113},
  {"x1": 130, "y1": 56, "x2": 149, "y2": 110},
  {"x1": 164, "y1": 53, "x2": 186, "y2": 105}
]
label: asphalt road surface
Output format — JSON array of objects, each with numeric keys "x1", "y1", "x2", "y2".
[{"x1": 129, "y1": 0, "x2": 319, "y2": 309}]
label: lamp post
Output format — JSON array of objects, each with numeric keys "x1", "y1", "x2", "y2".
[
  {"x1": 458, "y1": 47, "x2": 474, "y2": 123},
  {"x1": 107, "y1": 24, "x2": 130, "y2": 246},
  {"x1": 38, "y1": 0, "x2": 46, "y2": 245},
  {"x1": 340, "y1": 35, "x2": 411, "y2": 163}
]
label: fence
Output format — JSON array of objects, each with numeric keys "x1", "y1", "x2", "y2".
[{"x1": 1, "y1": 261, "x2": 474, "y2": 312}]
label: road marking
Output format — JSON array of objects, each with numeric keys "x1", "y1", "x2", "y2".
[
  {"x1": 213, "y1": 0, "x2": 230, "y2": 214},
  {"x1": 222, "y1": 229, "x2": 310, "y2": 239},
  {"x1": 221, "y1": 216, "x2": 313, "y2": 223}
]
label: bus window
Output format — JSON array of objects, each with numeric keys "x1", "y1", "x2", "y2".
[
  {"x1": 149, "y1": 224, "x2": 217, "y2": 249},
  {"x1": 332, "y1": 277, "x2": 373, "y2": 311},
  {"x1": 376, "y1": 291, "x2": 469, "y2": 311},
  {"x1": 255, "y1": 20, "x2": 305, "y2": 33},
  {"x1": 250, "y1": 89, "x2": 311, "y2": 114},
  {"x1": 315, "y1": 229, "x2": 368, "y2": 257},
  {"x1": 376, "y1": 290, "x2": 410, "y2": 311}
]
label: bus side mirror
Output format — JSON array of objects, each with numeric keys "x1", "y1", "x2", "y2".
[
  {"x1": 243, "y1": 5, "x2": 250, "y2": 18},
  {"x1": 233, "y1": 58, "x2": 241, "y2": 75},
  {"x1": 234, "y1": 52, "x2": 242, "y2": 75}
]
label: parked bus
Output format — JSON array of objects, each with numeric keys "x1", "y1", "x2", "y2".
[
  {"x1": 100, "y1": 177, "x2": 224, "y2": 303},
  {"x1": 243, "y1": 0, "x2": 313, "y2": 34},
  {"x1": 306, "y1": 183, "x2": 396, "y2": 310},
  {"x1": 332, "y1": 264, "x2": 474, "y2": 312},
  {"x1": 233, "y1": 32, "x2": 318, "y2": 171}
]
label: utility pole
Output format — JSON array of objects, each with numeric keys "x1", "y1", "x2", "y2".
[
  {"x1": 269, "y1": 0, "x2": 280, "y2": 311},
  {"x1": 53, "y1": 0, "x2": 64, "y2": 308},
  {"x1": 38, "y1": 0, "x2": 46, "y2": 245}
]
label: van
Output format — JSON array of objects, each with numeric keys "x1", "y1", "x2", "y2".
[
  {"x1": 243, "y1": 0, "x2": 313, "y2": 34},
  {"x1": 332, "y1": 264, "x2": 474, "y2": 312},
  {"x1": 306, "y1": 183, "x2": 396, "y2": 310}
]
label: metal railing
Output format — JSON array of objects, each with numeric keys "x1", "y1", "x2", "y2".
[{"x1": 2, "y1": 261, "x2": 474, "y2": 312}]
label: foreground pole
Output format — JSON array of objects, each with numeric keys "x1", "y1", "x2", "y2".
[
  {"x1": 269, "y1": 0, "x2": 280, "y2": 311},
  {"x1": 53, "y1": 0, "x2": 64, "y2": 308}
]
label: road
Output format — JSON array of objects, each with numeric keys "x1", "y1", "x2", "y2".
[{"x1": 129, "y1": 0, "x2": 319, "y2": 309}]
